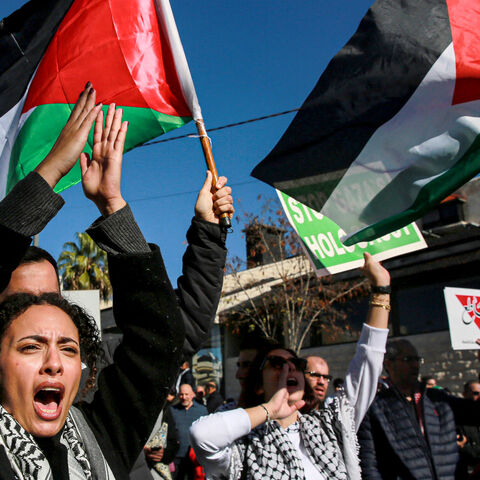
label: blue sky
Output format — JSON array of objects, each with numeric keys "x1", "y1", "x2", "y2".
[{"x1": 0, "y1": 0, "x2": 373, "y2": 281}]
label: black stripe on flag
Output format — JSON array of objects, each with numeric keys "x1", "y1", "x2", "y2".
[
  {"x1": 0, "y1": 0, "x2": 74, "y2": 116},
  {"x1": 252, "y1": 0, "x2": 452, "y2": 202}
]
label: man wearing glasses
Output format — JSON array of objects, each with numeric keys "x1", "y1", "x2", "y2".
[
  {"x1": 358, "y1": 339, "x2": 480, "y2": 480},
  {"x1": 304, "y1": 356, "x2": 332, "y2": 408}
]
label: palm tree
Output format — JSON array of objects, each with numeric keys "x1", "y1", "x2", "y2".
[{"x1": 58, "y1": 232, "x2": 112, "y2": 301}]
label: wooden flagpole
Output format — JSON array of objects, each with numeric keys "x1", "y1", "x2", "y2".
[{"x1": 195, "y1": 119, "x2": 232, "y2": 229}]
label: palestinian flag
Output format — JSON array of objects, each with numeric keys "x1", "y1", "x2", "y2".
[
  {"x1": 252, "y1": 0, "x2": 480, "y2": 246},
  {"x1": 0, "y1": 0, "x2": 200, "y2": 197}
]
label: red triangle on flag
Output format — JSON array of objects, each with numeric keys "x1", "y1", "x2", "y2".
[
  {"x1": 447, "y1": 0, "x2": 480, "y2": 105},
  {"x1": 23, "y1": 0, "x2": 190, "y2": 117},
  {"x1": 455, "y1": 294, "x2": 480, "y2": 329}
]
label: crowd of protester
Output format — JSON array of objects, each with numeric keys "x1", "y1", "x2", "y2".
[
  {"x1": 154, "y1": 345, "x2": 480, "y2": 480},
  {"x1": 1, "y1": 82, "x2": 480, "y2": 480}
]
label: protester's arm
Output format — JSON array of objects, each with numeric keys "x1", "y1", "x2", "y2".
[
  {"x1": 77, "y1": 104, "x2": 184, "y2": 472},
  {"x1": 35, "y1": 83, "x2": 102, "y2": 189},
  {"x1": 357, "y1": 412, "x2": 384, "y2": 480},
  {"x1": 361, "y1": 252, "x2": 390, "y2": 330},
  {"x1": 0, "y1": 85, "x2": 100, "y2": 290},
  {"x1": 0, "y1": 173, "x2": 62, "y2": 292},
  {"x1": 177, "y1": 171, "x2": 234, "y2": 357},
  {"x1": 85, "y1": 149, "x2": 233, "y2": 359},
  {"x1": 190, "y1": 409, "x2": 250, "y2": 478},
  {"x1": 342, "y1": 253, "x2": 390, "y2": 429},
  {"x1": 81, "y1": 103, "x2": 150, "y2": 255}
]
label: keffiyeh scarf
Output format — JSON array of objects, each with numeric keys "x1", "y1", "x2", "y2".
[
  {"x1": 229, "y1": 391, "x2": 361, "y2": 480},
  {"x1": 0, "y1": 405, "x2": 114, "y2": 480}
]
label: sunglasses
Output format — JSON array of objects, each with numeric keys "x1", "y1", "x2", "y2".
[
  {"x1": 261, "y1": 355, "x2": 307, "y2": 372},
  {"x1": 394, "y1": 355, "x2": 424, "y2": 364},
  {"x1": 305, "y1": 372, "x2": 333, "y2": 381}
]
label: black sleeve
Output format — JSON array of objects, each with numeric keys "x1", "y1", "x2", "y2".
[
  {"x1": 0, "y1": 172, "x2": 64, "y2": 291},
  {"x1": 163, "y1": 408, "x2": 179, "y2": 464},
  {"x1": 446, "y1": 394, "x2": 480, "y2": 426},
  {"x1": 458, "y1": 425, "x2": 480, "y2": 464},
  {"x1": 177, "y1": 218, "x2": 227, "y2": 357},
  {"x1": 89, "y1": 213, "x2": 227, "y2": 359},
  {"x1": 86, "y1": 204, "x2": 149, "y2": 255},
  {"x1": 0, "y1": 225, "x2": 32, "y2": 291},
  {"x1": 78, "y1": 245, "x2": 185, "y2": 474},
  {"x1": 358, "y1": 411, "x2": 384, "y2": 480}
]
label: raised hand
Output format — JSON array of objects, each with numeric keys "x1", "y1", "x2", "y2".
[
  {"x1": 35, "y1": 83, "x2": 103, "y2": 188},
  {"x1": 362, "y1": 252, "x2": 391, "y2": 329},
  {"x1": 265, "y1": 364, "x2": 305, "y2": 421},
  {"x1": 360, "y1": 252, "x2": 390, "y2": 286},
  {"x1": 80, "y1": 103, "x2": 128, "y2": 217},
  {"x1": 195, "y1": 171, "x2": 234, "y2": 224}
]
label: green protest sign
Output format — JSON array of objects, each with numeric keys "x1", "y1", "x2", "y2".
[{"x1": 277, "y1": 190, "x2": 427, "y2": 276}]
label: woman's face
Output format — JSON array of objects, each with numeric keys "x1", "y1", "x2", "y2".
[
  {"x1": 259, "y1": 348, "x2": 305, "y2": 404},
  {"x1": 0, "y1": 305, "x2": 82, "y2": 437}
]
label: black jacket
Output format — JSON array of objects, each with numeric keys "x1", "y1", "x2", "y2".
[
  {"x1": 358, "y1": 385, "x2": 480, "y2": 480},
  {"x1": 457, "y1": 424, "x2": 480, "y2": 478},
  {"x1": 0, "y1": 242, "x2": 184, "y2": 479}
]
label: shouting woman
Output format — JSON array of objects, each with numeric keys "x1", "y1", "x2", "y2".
[{"x1": 190, "y1": 253, "x2": 390, "y2": 480}]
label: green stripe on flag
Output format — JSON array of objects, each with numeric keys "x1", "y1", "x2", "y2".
[
  {"x1": 9, "y1": 103, "x2": 191, "y2": 193},
  {"x1": 344, "y1": 135, "x2": 480, "y2": 246}
]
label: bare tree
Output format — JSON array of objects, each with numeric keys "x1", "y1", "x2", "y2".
[{"x1": 220, "y1": 198, "x2": 368, "y2": 353}]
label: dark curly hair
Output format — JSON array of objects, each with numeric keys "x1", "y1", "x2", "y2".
[
  {"x1": 243, "y1": 341, "x2": 316, "y2": 413},
  {"x1": 0, "y1": 292, "x2": 102, "y2": 394}
]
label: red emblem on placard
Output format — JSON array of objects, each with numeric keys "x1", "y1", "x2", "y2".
[{"x1": 455, "y1": 295, "x2": 480, "y2": 329}]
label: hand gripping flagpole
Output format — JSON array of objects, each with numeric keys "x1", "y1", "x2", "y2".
[
  {"x1": 194, "y1": 119, "x2": 232, "y2": 229},
  {"x1": 155, "y1": 0, "x2": 232, "y2": 229}
]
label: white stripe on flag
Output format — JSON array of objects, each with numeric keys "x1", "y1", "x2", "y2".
[
  {"x1": 0, "y1": 93, "x2": 32, "y2": 199},
  {"x1": 321, "y1": 43, "x2": 480, "y2": 241},
  {"x1": 154, "y1": 0, "x2": 202, "y2": 121}
]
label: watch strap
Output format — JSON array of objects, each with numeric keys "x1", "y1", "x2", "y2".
[{"x1": 371, "y1": 285, "x2": 391, "y2": 294}]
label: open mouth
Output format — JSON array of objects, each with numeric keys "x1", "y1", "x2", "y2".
[
  {"x1": 33, "y1": 384, "x2": 64, "y2": 420},
  {"x1": 286, "y1": 378, "x2": 299, "y2": 387}
]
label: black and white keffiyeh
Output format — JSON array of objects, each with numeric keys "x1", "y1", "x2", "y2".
[
  {"x1": 0, "y1": 404, "x2": 114, "y2": 480},
  {"x1": 229, "y1": 391, "x2": 361, "y2": 480}
]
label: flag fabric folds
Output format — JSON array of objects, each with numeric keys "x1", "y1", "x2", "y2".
[
  {"x1": 0, "y1": 0, "x2": 201, "y2": 197},
  {"x1": 252, "y1": 0, "x2": 480, "y2": 245}
]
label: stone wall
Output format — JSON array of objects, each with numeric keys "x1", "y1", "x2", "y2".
[{"x1": 224, "y1": 330, "x2": 479, "y2": 400}]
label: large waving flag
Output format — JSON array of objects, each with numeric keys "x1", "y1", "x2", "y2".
[
  {"x1": 0, "y1": 0, "x2": 201, "y2": 197},
  {"x1": 252, "y1": 0, "x2": 480, "y2": 246}
]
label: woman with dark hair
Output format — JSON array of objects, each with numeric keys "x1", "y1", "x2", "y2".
[
  {"x1": 0, "y1": 293, "x2": 101, "y2": 438},
  {"x1": 0, "y1": 86, "x2": 189, "y2": 480},
  {"x1": 190, "y1": 253, "x2": 390, "y2": 479},
  {"x1": 0, "y1": 286, "x2": 184, "y2": 480},
  {"x1": 242, "y1": 343, "x2": 318, "y2": 414}
]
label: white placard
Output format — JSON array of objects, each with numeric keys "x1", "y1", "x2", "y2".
[
  {"x1": 62, "y1": 289, "x2": 101, "y2": 337},
  {"x1": 444, "y1": 287, "x2": 480, "y2": 350}
]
